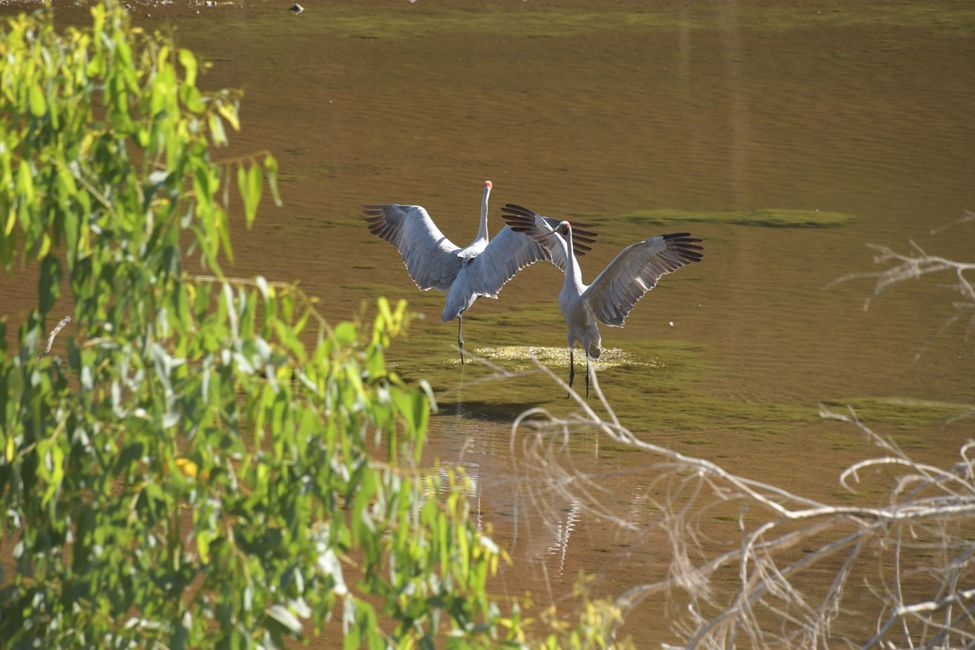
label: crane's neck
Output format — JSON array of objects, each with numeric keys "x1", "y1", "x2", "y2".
[
  {"x1": 475, "y1": 184, "x2": 491, "y2": 243},
  {"x1": 561, "y1": 227, "x2": 585, "y2": 294}
]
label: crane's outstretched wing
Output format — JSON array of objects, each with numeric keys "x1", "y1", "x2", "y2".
[
  {"x1": 500, "y1": 203, "x2": 598, "y2": 272},
  {"x1": 362, "y1": 204, "x2": 463, "y2": 291},
  {"x1": 584, "y1": 233, "x2": 702, "y2": 326},
  {"x1": 463, "y1": 226, "x2": 553, "y2": 298}
]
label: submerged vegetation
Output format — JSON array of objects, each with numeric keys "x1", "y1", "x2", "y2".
[
  {"x1": 614, "y1": 208, "x2": 857, "y2": 229},
  {"x1": 268, "y1": 3, "x2": 975, "y2": 40},
  {"x1": 821, "y1": 396, "x2": 975, "y2": 430}
]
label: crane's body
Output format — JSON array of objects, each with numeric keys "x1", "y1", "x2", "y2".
[
  {"x1": 502, "y1": 203, "x2": 703, "y2": 396},
  {"x1": 363, "y1": 183, "x2": 596, "y2": 364},
  {"x1": 559, "y1": 255, "x2": 602, "y2": 361}
]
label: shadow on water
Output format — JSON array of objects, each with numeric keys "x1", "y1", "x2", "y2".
[{"x1": 436, "y1": 399, "x2": 547, "y2": 422}]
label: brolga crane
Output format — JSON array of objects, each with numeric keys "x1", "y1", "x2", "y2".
[
  {"x1": 502, "y1": 203, "x2": 703, "y2": 397},
  {"x1": 362, "y1": 182, "x2": 597, "y2": 364}
]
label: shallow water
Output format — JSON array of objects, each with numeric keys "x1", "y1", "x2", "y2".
[{"x1": 7, "y1": 0, "x2": 975, "y2": 644}]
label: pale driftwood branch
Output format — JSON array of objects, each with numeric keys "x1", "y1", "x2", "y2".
[
  {"x1": 509, "y1": 369, "x2": 975, "y2": 648},
  {"x1": 864, "y1": 587, "x2": 975, "y2": 648},
  {"x1": 825, "y1": 240, "x2": 975, "y2": 343},
  {"x1": 930, "y1": 210, "x2": 975, "y2": 235}
]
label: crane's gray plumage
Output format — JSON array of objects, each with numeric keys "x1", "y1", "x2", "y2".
[
  {"x1": 363, "y1": 203, "x2": 462, "y2": 291},
  {"x1": 502, "y1": 203, "x2": 597, "y2": 273},
  {"x1": 502, "y1": 203, "x2": 702, "y2": 396},
  {"x1": 363, "y1": 184, "x2": 597, "y2": 363},
  {"x1": 586, "y1": 233, "x2": 702, "y2": 326}
]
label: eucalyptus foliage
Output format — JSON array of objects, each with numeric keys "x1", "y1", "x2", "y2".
[{"x1": 0, "y1": 4, "x2": 520, "y2": 647}]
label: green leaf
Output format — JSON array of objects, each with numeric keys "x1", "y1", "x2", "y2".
[
  {"x1": 36, "y1": 233, "x2": 52, "y2": 261},
  {"x1": 178, "y1": 48, "x2": 198, "y2": 86},
  {"x1": 197, "y1": 530, "x2": 212, "y2": 564},
  {"x1": 182, "y1": 86, "x2": 206, "y2": 113},
  {"x1": 17, "y1": 160, "x2": 34, "y2": 203},
  {"x1": 246, "y1": 162, "x2": 261, "y2": 228},
  {"x1": 208, "y1": 113, "x2": 227, "y2": 146},
  {"x1": 38, "y1": 254, "x2": 61, "y2": 315},
  {"x1": 217, "y1": 101, "x2": 240, "y2": 131},
  {"x1": 236, "y1": 164, "x2": 252, "y2": 227},
  {"x1": 263, "y1": 155, "x2": 282, "y2": 207},
  {"x1": 29, "y1": 83, "x2": 47, "y2": 117},
  {"x1": 268, "y1": 604, "x2": 302, "y2": 635}
]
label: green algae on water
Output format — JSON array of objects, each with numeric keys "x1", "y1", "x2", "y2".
[
  {"x1": 822, "y1": 397, "x2": 975, "y2": 429},
  {"x1": 464, "y1": 345, "x2": 656, "y2": 370},
  {"x1": 614, "y1": 208, "x2": 857, "y2": 229},
  {"x1": 302, "y1": 4, "x2": 975, "y2": 41}
]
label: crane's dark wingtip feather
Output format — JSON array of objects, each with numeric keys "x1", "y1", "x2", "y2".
[{"x1": 501, "y1": 203, "x2": 537, "y2": 217}]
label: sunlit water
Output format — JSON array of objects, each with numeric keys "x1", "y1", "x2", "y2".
[{"x1": 5, "y1": 0, "x2": 975, "y2": 644}]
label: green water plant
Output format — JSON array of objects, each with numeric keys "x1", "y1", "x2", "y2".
[
  {"x1": 0, "y1": 3, "x2": 537, "y2": 647},
  {"x1": 614, "y1": 208, "x2": 857, "y2": 229},
  {"x1": 281, "y1": 3, "x2": 975, "y2": 40},
  {"x1": 821, "y1": 396, "x2": 975, "y2": 430}
]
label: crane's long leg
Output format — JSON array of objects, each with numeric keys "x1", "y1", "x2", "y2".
[
  {"x1": 584, "y1": 355, "x2": 590, "y2": 399},
  {"x1": 457, "y1": 316, "x2": 465, "y2": 366},
  {"x1": 566, "y1": 347, "x2": 574, "y2": 398}
]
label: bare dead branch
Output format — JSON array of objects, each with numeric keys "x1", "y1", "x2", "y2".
[{"x1": 508, "y1": 376, "x2": 975, "y2": 648}]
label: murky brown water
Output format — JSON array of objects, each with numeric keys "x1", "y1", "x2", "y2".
[{"x1": 7, "y1": 0, "x2": 975, "y2": 645}]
